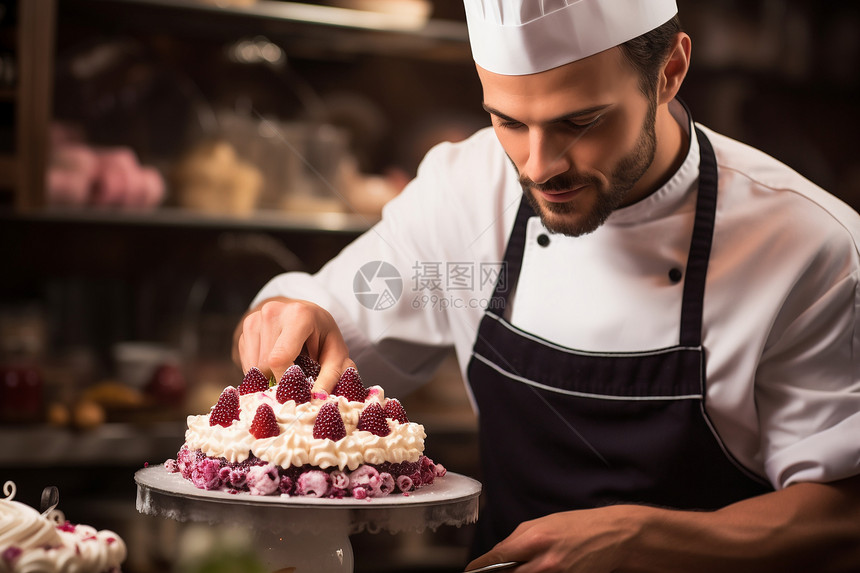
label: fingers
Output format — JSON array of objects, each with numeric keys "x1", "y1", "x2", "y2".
[
  {"x1": 238, "y1": 310, "x2": 262, "y2": 374},
  {"x1": 314, "y1": 354, "x2": 355, "y2": 395},
  {"x1": 237, "y1": 297, "x2": 303, "y2": 378},
  {"x1": 304, "y1": 320, "x2": 352, "y2": 394},
  {"x1": 466, "y1": 521, "x2": 543, "y2": 573},
  {"x1": 465, "y1": 552, "x2": 518, "y2": 572},
  {"x1": 466, "y1": 539, "x2": 520, "y2": 571},
  {"x1": 235, "y1": 297, "x2": 352, "y2": 392},
  {"x1": 268, "y1": 326, "x2": 305, "y2": 380}
]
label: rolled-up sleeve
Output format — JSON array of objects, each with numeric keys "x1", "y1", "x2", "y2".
[{"x1": 757, "y1": 267, "x2": 860, "y2": 488}]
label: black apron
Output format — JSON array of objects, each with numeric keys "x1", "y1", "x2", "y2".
[{"x1": 466, "y1": 127, "x2": 773, "y2": 555}]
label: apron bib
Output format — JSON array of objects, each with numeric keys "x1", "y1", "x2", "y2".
[{"x1": 466, "y1": 128, "x2": 773, "y2": 554}]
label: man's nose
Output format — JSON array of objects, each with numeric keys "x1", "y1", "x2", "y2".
[{"x1": 523, "y1": 130, "x2": 570, "y2": 184}]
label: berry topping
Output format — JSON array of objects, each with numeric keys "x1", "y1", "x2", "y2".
[
  {"x1": 209, "y1": 386, "x2": 240, "y2": 427},
  {"x1": 357, "y1": 402, "x2": 391, "y2": 437},
  {"x1": 2, "y1": 546, "x2": 22, "y2": 564},
  {"x1": 312, "y1": 402, "x2": 346, "y2": 441},
  {"x1": 295, "y1": 353, "x2": 322, "y2": 380},
  {"x1": 383, "y1": 398, "x2": 409, "y2": 423},
  {"x1": 249, "y1": 404, "x2": 280, "y2": 439},
  {"x1": 332, "y1": 367, "x2": 368, "y2": 402},
  {"x1": 296, "y1": 470, "x2": 331, "y2": 497},
  {"x1": 238, "y1": 367, "x2": 269, "y2": 395},
  {"x1": 57, "y1": 522, "x2": 76, "y2": 533},
  {"x1": 276, "y1": 365, "x2": 312, "y2": 405}
]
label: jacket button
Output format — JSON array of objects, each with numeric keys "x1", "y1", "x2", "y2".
[
  {"x1": 537, "y1": 234, "x2": 550, "y2": 247},
  {"x1": 668, "y1": 268, "x2": 683, "y2": 283}
]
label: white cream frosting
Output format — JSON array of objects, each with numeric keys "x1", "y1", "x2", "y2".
[
  {"x1": 184, "y1": 385, "x2": 426, "y2": 471},
  {"x1": 0, "y1": 483, "x2": 61, "y2": 554},
  {"x1": 0, "y1": 482, "x2": 127, "y2": 573}
]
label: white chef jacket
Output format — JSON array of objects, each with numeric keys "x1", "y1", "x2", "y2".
[{"x1": 253, "y1": 107, "x2": 860, "y2": 491}]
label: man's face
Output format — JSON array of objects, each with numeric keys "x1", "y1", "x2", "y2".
[{"x1": 478, "y1": 48, "x2": 658, "y2": 237}]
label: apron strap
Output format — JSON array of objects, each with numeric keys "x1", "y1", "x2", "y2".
[
  {"x1": 679, "y1": 127, "x2": 719, "y2": 347},
  {"x1": 489, "y1": 196, "x2": 535, "y2": 317}
]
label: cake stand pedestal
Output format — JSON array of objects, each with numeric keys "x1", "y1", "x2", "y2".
[{"x1": 135, "y1": 465, "x2": 481, "y2": 573}]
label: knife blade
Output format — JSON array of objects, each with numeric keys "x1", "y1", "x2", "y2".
[{"x1": 464, "y1": 562, "x2": 522, "y2": 572}]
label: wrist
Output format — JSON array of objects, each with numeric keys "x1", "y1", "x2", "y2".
[{"x1": 613, "y1": 504, "x2": 662, "y2": 571}]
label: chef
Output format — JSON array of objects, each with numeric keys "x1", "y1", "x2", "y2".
[{"x1": 234, "y1": 0, "x2": 860, "y2": 570}]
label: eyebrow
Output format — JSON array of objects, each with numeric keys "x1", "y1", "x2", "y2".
[{"x1": 481, "y1": 102, "x2": 613, "y2": 124}]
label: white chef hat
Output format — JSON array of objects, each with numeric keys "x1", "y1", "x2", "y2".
[{"x1": 464, "y1": 0, "x2": 678, "y2": 76}]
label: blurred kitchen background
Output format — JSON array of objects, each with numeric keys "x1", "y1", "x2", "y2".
[{"x1": 0, "y1": 0, "x2": 857, "y2": 571}]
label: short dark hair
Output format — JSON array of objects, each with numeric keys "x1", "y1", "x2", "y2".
[{"x1": 619, "y1": 15, "x2": 683, "y2": 97}]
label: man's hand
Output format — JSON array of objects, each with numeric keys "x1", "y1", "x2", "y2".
[
  {"x1": 233, "y1": 297, "x2": 354, "y2": 393},
  {"x1": 466, "y1": 506, "x2": 637, "y2": 573},
  {"x1": 466, "y1": 475, "x2": 860, "y2": 573}
]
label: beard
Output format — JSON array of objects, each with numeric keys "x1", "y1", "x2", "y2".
[{"x1": 519, "y1": 98, "x2": 658, "y2": 237}]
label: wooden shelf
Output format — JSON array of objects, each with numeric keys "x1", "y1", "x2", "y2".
[
  {"x1": 3, "y1": 0, "x2": 55, "y2": 210},
  {"x1": 0, "y1": 422, "x2": 184, "y2": 467},
  {"x1": 67, "y1": 0, "x2": 467, "y2": 37},
  {"x1": 61, "y1": 0, "x2": 470, "y2": 61},
  {"x1": 0, "y1": 205, "x2": 378, "y2": 234}
]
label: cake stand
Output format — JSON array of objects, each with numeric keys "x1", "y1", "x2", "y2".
[{"x1": 135, "y1": 465, "x2": 481, "y2": 572}]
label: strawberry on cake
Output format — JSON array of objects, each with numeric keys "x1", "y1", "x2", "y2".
[{"x1": 166, "y1": 355, "x2": 445, "y2": 499}]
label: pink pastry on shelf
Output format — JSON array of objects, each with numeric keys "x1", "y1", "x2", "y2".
[{"x1": 45, "y1": 122, "x2": 165, "y2": 209}]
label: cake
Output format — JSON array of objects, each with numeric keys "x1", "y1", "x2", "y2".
[
  {"x1": 166, "y1": 355, "x2": 445, "y2": 499},
  {"x1": 0, "y1": 481, "x2": 127, "y2": 573}
]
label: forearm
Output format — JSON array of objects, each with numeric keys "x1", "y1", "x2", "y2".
[{"x1": 627, "y1": 476, "x2": 860, "y2": 572}]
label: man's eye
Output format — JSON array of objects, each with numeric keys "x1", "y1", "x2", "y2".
[
  {"x1": 566, "y1": 116, "x2": 603, "y2": 131},
  {"x1": 494, "y1": 118, "x2": 524, "y2": 130}
]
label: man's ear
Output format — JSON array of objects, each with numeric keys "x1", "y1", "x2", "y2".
[{"x1": 659, "y1": 32, "x2": 691, "y2": 104}]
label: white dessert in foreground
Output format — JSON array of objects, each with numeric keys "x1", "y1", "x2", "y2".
[
  {"x1": 0, "y1": 481, "x2": 127, "y2": 573},
  {"x1": 167, "y1": 357, "x2": 445, "y2": 498}
]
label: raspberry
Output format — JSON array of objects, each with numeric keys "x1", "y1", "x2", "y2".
[
  {"x1": 330, "y1": 470, "x2": 349, "y2": 490},
  {"x1": 247, "y1": 464, "x2": 279, "y2": 496},
  {"x1": 249, "y1": 404, "x2": 280, "y2": 439},
  {"x1": 229, "y1": 468, "x2": 249, "y2": 489},
  {"x1": 2, "y1": 547, "x2": 22, "y2": 563},
  {"x1": 279, "y1": 475, "x2": 294, "y2": 495},
  {"x1": 383, "y1": 398, "x2": 409, "y2": 423},
  {"x1": 332, "y1": 367, "x2": 367, "y2": 402},
  {"x1": 312, "y1": 402, "x2": 346, "y2": 441},
  {"x1": 378, "y1": 472, "x2": 395, "y2": 496},
  {"x1": 57, "y1": 522, "x2": 76, "y2": 533},
  {"x1": 209, "y1": 386, "x2": 240, "y2": 427},
  {"x1": 348, "y1": 465, "x2": 382, "y2": 498},
  {"x1": 396, "y1": 474, "x2": 414, "y2": 493},
  {"x1": 296, "y1": 470, "x2": 331, "y2": 497},
  {"x1": 357, "y1": 403, "x2": 391, "y2": 437},
  {"x1": 238, "y1": 367, "x2": 269, "y2": 395},
  {"x1": 191, "y1": 458, "x2": 223, "y2": 490},
  {"x1": 295, "y1": 353, "x2": 322, "y2": 380},
  {"x1": 276, "y1": 365, "x2": 312, "y2": 405}
]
